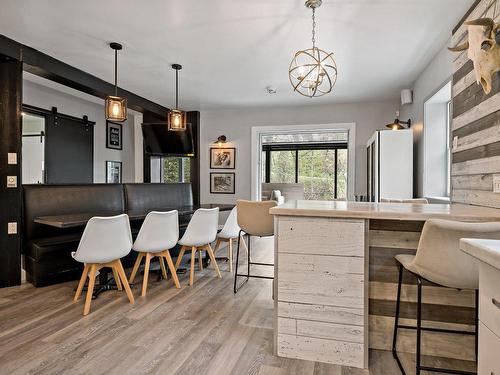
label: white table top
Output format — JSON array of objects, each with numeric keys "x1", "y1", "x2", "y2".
[
  {"x1": 269, "y1": 200, "x2": 500, "y2": 221},
  {"x1": 460, "y1": 238, "x2": 500, "y2": 270}
]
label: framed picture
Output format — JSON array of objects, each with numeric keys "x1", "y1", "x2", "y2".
[
  {"x1": 210, "y1": 147, "x2": 235, "y2": 169},
  {"x1": 210, "y1": 172, "x2": 235, "y2": 194},
  {"x1": 106, "y1": 161, "x2": 122, "y2": 183},
  {"x1": 106, "y1": 120, "x2": 122, "y2": 150}
]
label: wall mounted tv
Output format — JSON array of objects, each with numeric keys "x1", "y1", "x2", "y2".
[{"x1": 142, "y1": 122, "x2": 195, "y2": 157}]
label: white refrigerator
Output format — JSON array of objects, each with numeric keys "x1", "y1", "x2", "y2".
[{"x1": 366, "y1": 129, "x2": 413, "y2": 202}]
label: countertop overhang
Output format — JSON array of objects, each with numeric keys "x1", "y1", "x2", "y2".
[
  {"x1": 460, "y1": 238, "x2": 500, "y2": 270},
  {"x1": 269, "y1": 200, "x2": 500, "y2": 221}
]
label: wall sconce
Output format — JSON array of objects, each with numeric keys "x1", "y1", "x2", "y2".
[
  {"x1": 214, "y1": 135, "x2": 227, "y2": 148},
  {"x1": 386, "y1": 111, "x2": 411, "y2": 130}
]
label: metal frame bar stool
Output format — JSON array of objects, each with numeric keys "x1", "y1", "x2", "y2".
[
  {"x1": 392, "y1": 219, "x2": 500, "y2": 375},
  {"x1": 233, "y1": 200, "x2": 277, "y2": 293}
]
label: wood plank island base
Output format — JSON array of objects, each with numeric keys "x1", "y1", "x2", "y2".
[{"x1": 270, "y1": 200, "x2": 500, "y2": 370}]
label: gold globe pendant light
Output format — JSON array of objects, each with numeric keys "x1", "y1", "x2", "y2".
[
  {"x1": 167, "y1": 64, "x2": 187, "y2": 131},
  {"x1": 105, "y1": 42, "x2": 127, "y2": 122},
  {"x1": 289, "y1": 0, "x2": 337, "y2": 98}
]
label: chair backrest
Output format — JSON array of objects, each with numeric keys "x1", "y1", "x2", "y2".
[
  {"x1": 236, "y1": 200, "x2": 277, "y2": 237},
  {"x1": 133, "y1": 210, "x2": 179, "y2": 252},
  {"x1": 414, "y1": 219, "x2": 500, "y2": 289},
  {"x1": 73, "y1": 214, "x2": 132, "y2": 264},
  {"x1": 181, "y1": 208, "x2": 219, "y2": 245},
  {"x1": 218, "y1": 207, "x2": 241, "y2": 239}
]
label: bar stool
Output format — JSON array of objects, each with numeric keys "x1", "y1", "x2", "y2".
[
  {"x1": 392, "y1": 219, "x2": 500, "y2": 375},
  {"x1": 213, "y1": 207, "x2": 248, "y2": 273},
  {"x1": 175, "y1": 208, "x2": 221, "y2": 286},
  {"x1": 234, "y1": 200, "x2": 277, "y2": 293},
  {"x1": 72, "y1": 214, "x2": 135, "y2": 316},
  {"x1": 128, "y1": 211, "x2": 181, "y2": 296}
]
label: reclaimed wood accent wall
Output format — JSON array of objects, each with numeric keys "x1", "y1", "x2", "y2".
[
  {"x1": 451, "y1": 0, "x2": 500, "y2": 208},
  {"x1": 368, "y1": 220, "x2": 476, "y2": 361}
]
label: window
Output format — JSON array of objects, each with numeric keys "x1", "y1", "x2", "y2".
[
  {"x1": 262, "y1": 141, "x2": 348, "y2": 200},
  {"x1": 151, "y1": 156, "x2": 191, "y2": 183},
  {"x1": 423, "y1": 80, "x2": 452, "y2": 198},
  {"x1": 162, "y1": 157, "x2": 190, "y2": 183}
]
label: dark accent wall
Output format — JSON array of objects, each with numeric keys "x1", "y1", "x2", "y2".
[
  {"x1": 0, "y1": 57, "x2": 22, "y2": 287},
  {"x1": 450, "y1": 0, "x2": 500, "y2": 208}
]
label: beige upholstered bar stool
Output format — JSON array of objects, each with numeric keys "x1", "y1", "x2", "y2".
[
  {"x1": 233, "y1": 200, "x2": 277, "y2": 293},
  {"x1": 72, "y1": 214, "x2": 135, "y2": 316},
  {"x1": 129, "y1": 211, "x2": 181, "y2": 296},
  {"x1": 213, "y1": 207, "x2": 248, "y2": 273},
  {"x1": 392, "y1": 219, "x2": 500, "y2": 375},
  {"x1": 175, "y1": 208, "x2": 221, "y2": 286}
]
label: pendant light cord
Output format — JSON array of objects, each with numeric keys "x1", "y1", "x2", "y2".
[
  {"x1": 175, "y1": 68, "x2": 179, "y2": 110},
  {"x1": 114, "y1": 49, "x2": 118, "y2": 96},
  {"x1": 311, "y1": 7, "x2": 316, "y2": 50}
]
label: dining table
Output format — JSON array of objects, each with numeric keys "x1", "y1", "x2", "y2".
[{"x1": 34, "y1": 203, "x2": 235, "y2": 298}]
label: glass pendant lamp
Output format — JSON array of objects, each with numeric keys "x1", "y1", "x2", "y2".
[
  {"x1": 105, "y1": 42, "x2": 127, "y2": 122},
  {"x1": 167, "y1": 64, "x2": 187, "y2": 131}
]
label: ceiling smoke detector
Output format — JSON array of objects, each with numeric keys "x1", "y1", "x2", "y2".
[{"x1": 266, "y1": 86, "x2": 277, "y2": 94}]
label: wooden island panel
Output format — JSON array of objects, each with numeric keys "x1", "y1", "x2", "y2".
[{"x1": 274, "y1": 216, "x2": 368, "y2": 369}]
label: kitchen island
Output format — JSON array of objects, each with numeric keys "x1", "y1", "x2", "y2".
[{"x1": 270, "y1": 200, "x2": 500, "y2": 369}]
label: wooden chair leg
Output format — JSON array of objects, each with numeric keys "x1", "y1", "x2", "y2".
[
  {"x1": 228, "y1": 239, "x2": 233, "y2": 273},
  {"x1": 163, "y1": 250, "x2": 181, "y2": 289},
  {"x1": 83, "y1": 264, "x2": 98, "y2": 316},
  {"x1": 112, "y1": 266, "x2": 122, "y2": 291},
  {"x1": 213, "y1": 238, "x2": 221, "y2": 254},
  {"x1": 159, "y1": 256, "x2": 168, "y2": 279},
  {"x1": 129, "y1": 252, "x2": 144, "y2": 283},
  {"x1": 142, "y1": 253, "x2": 152, "y2": 296},
  {"x1": 198, "y1": 250, "x2": 204, "y2": 271},
  {"x1": 189, "y1": 247, "x2": 196, "y2": 286},
  {"x1": 175, "y1": 246, "x2": 186, "y2": 271},
  {"x1": 206, "y1": 244, "x2": 222, "y2": 278},
  {"x1": 114, "y1": 260, "x2": 135, "y2": 304},
  {"x1": 74, "y1": 264, "x2": 90, "y2": 302}
]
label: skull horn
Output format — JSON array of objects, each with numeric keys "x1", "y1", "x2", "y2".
[
  {"x1": 448, "y1": 41, "x2": 469, "y2": 52},
  {"x1": 465, "y1": 18, "x2": 494, "y2": 35}
]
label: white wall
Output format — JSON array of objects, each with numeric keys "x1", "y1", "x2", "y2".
[
  {"x1": 200, "y1": 99, "x2": 399, "y2": 204},
  {"x1": 399, "y1": 39, "x2": 453, "y2": 197},
  {"x1": 23, "y1": 79, "x2": 136, "y2": 183}
]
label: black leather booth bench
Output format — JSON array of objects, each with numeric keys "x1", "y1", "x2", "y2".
[{"x1": 23, "y1": 183, "x2": 194, "y2": 287}]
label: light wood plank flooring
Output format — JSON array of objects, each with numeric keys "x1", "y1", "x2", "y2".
[{"x1": 0, "y1": 237, "x2": 468, "y2": 374}]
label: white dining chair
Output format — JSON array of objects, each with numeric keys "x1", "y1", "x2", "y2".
[
  {"x1": 129, "y1": 210, "x2": 181, "y2": 296},
  {"x1": 213, "y1": 207, "x2": 248, "y2": 273},
  {"x1": 72, "y1": 214, "x2": 134, "y2": 316},
  {"x1": 175, "y1": 208, "x2": 221, "y2": 286},
  {"x1": 392, "y1": 219, "x2": 500, "y2": 375}
]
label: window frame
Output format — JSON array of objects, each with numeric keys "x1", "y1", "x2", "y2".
[{"x1": 262, "y1": 141, "x2": 348, "y2": 199}]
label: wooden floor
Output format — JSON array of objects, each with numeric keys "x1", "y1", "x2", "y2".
[{"x1": 0, "y1": 237, "x2": 464, "y2": 375}]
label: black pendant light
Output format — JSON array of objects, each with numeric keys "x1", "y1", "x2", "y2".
[
  {"x1": 168, "y1": 64, "x2": 187, "y2": 131},
  {"x1": 386, "y1": 112, "x2": 411, "y2": 130},
  {"x1": 105, "y1": 42, "x2": 127, "y2": 122}
]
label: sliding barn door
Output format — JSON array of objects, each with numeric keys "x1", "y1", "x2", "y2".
[{"x1": 45, "y1": 116, "x2": 94, "y2": 183}]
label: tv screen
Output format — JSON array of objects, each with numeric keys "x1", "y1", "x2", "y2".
[{"x1": 142, "y1": 122, "x2": 195, "y2": 157}]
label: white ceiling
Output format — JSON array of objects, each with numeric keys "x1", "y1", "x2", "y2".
[{"x1": 1, "y1": 0, "x2": 473, "y2": 110}]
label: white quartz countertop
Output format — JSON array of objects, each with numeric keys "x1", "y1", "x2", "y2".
[
  {"x1": 460, "y1": 238, "x2": 500, "y2": 270},
  {"x1": 269, "y1": 200, "x2": 500, "y2": 221}
]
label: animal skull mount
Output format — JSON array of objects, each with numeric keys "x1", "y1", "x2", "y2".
[{"x1": 449, "y1": 18, "x2": 500, "y2": 94}]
